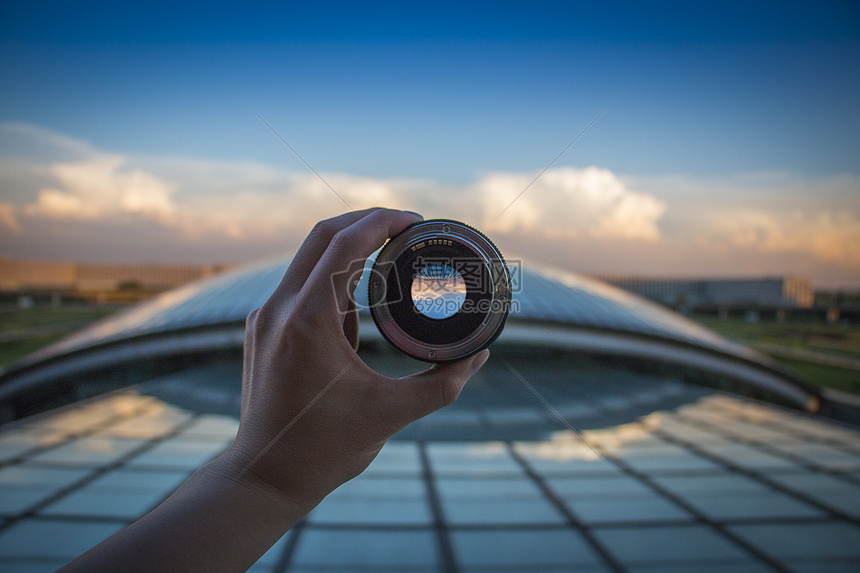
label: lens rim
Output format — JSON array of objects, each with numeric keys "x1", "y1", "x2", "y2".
[{"x1": 368, "y1": 219, "x2": 511, "y2": 362}]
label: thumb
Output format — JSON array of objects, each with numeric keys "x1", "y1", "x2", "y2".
[{"x1": 382, "y1": 350, "x2": 490, "y2": 425}]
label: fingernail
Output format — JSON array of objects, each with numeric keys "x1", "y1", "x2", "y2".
[
  {"x1": 470, "y1": 349, "x2": 490, "y2": 374},
  {"x1": 404, "y1": 210, "x2": 423, "y2": 220}
]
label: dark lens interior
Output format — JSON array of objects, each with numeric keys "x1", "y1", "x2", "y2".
[{"x1": 387, "y1": 242, "x2": 490, "y2": 345}]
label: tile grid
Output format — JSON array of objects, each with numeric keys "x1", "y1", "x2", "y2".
[
  {"x1": 508, "y1": 378, "x2": 797, "y2": 572},
  {"x1": 664, "y1": 416, "x2": 860, "y2": 526},
  {"x1": 3, "y1": 378, "x2": 860, "y2": 572},
  {"x1": 689, "y1": 406, "x2": 860, "y2": 478},
  {"x1": 419, "y1": 441, "x2": 461, "y2": 573},
  {"x1": 469, "y1": 384, "x2": 631, "y2": 573},
  {"x1": 0, "y1": 399, "x2": 157, "y2": 471},
  {"x1": 595, "y1": 449, "x2": 793, "y2": 573},
  {"x1": 502, "y1": 440, "x2": 627, "y2": 573},
  {"x1": 0, "y1": 410, "x2": 203, "y2": 537},
  {"x1": 275, "y1": 448, "x2": 454, "y2": 572}
]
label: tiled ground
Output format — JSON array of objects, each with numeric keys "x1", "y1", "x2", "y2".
[{"x1": 1, "y1": 373, "x2": 859, "y2": 572}]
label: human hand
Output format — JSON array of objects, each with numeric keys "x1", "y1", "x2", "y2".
[{"x1": 223, "y1": 208, "x2": 490, "y2": 513}]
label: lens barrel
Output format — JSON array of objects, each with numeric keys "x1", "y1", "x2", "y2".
[{"x1": 368, "y1": 219, "x2": 511, "y2": 362}]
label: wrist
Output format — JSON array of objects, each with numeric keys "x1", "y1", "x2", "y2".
[{"x1": 203, "y1": 448, "x2": 317, "y2": 521}]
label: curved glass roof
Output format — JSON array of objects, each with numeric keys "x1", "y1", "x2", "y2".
[
  {"x1": 1, "y1": 356, "x2": 859, "y2": 572},
  {"x1": 18, "y1": 255, "x2": 757, "y2": 367},
  {"x1": 0, "y1": 256, "x2": 857, "y2": 571}
]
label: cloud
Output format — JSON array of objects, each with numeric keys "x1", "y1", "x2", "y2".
[
  {"x1": 708, "y1": 209, "x2": 860, "y2": 266},
  {"x1": 4, "y1": 123, "x2": 669, "y2": 244},
  {"x1": 479, "y1": 166, "x2": 666, "y2": 241},
  {"x1": 167, "y1": 172, "x2": 415, "y2": 241},
  {"x1": 6, "y1": 124, "x2": 431, "y2": 242},
  {"x1": 0, "y1": 123, "x2": 94, "y2": 162},
  {"x1": 2, "y1": 123, "x2": 859, "y2": 287},
  {"x1": 0, "y1": 203, "x2": 20, "y2": 233},
  {"x1": 25, "y1": 155, "x2": 177, "y2": 223}
]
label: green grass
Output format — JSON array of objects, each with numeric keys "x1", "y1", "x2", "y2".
[
  {"x1": 0, "y1": 304, "x2": 121, "y2": 368},
  {"x1": 695, "y1": 316, "x2": 860, "y2": 360},
  {"x1": 0, "y1": 305, "x2": 119, "y2": 333},
  {"x1": 0, "y1": 334, "x2": 71, "y2": 368},
  {"x1": 771, "y1": 357, "x2": 860, "y2": 396},
  {"x1": 694, "y1": 316, "x2": 860, "y2": 396}
]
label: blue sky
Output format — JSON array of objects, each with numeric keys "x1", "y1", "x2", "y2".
[{"x1": 1, "y1": 1, "x2": 859, "y2": 287}]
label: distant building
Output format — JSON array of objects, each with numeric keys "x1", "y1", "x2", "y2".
[
  {"x1": 0, "y1": 257, "x2": 231, "y2": 293},
  {"x1": 593, "y1": 276, "x2": 814, "y2": 308}
]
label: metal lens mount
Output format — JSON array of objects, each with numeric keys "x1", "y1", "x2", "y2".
[{"x1": 368, "y1": 219, "x2": 511, "y2": 363}]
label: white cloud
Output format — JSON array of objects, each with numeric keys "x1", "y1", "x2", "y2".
[
  {"x1": 25, "y1": 155, "x2": 177, "y2": 223},
  {"x1": 2, "y1": 123, "x2": 860, "y2": 287},
  {"x1": 16, "y1": 144, "x2": 429, "y2": 241},
  {"x1": 479, "y1": 166, "x2": 666, "y2": 241}
]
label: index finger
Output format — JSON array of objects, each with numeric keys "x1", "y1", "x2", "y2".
[
  {"x1": 274, "y1": 208, "x2": 382, "y2": 297},
  {"x1": 303, "y1": 208, "x2": 422, "y2": 318}
]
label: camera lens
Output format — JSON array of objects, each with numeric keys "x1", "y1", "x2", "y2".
[{"x1": 368, "y1": 219, "x2": 511, "y2": 362}]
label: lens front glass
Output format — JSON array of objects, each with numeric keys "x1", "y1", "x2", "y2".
[{"x1": 411, "y1": 263, "x2": 467, "y2": 319}]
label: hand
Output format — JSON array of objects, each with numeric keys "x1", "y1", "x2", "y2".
[
  {"x1": 224, "y1": 207, "x2": 490, "y2": 512},
  {"x1": 58, "y1": 207, "x2": 489, "y2": 573}
]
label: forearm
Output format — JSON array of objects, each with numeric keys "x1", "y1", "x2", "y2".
[{"x1": 57, "y1": 454, "x2": 308, "y2": 573}]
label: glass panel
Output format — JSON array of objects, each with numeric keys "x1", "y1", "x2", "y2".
[
  {"x1": 93, "y1": 408, "x2": 192, "y2": 439},
  {"x1": 513, "y1": 442, "x2": 619, "y2": 475},
  {"x1": 427, "y1": 442, "x2": 522, "y2": 475},
  {"x1": 41, "y1": 488, "x2": 167, "y2": 519},
  {"x1": 681, "y1": 492, "x2": 824, "y2": 520},
  {"x1": 0, "y1": 487, "x2": 58, "y2": 515},
  {"x1": 765, "y1": 470, "x2": 860, "y2": 494},
  {"x1": 362, "y1": 442, "x2": 422, "y2": 475},
  {"x1": 87, "y1": 469, "x2": 190, "y2": 493},
  {"x1": 615, "y1": 451, "x2": 723, "y2": 472},
  {"x1": 436, "y1": 477, "x2": 542, "y2": 498},
  {"x1": 126, "y1": 437, "x2": 230, "y2": 469},
  {"x1": 451, "y1": 529, "x2": 600, "y2": 567},
  {"x1": 772, "y1": 443, "x2": 860, "y2": 470},
  {"x1": 594, "y1": 525, "x2": 748, "y2": 563},
  {"x1": 729, "y1": 522, "x2": 860, "y2": 559},
  {"x1": 786, "y1": 561, "x2": 860, "y2": 573},
  {"x1": 0, "y1": 558, "x2": 71, "y2": 572},
  {"x1": 176, "y1": 415, "x2": 239, "y2": 440},
  {"x1": 545, "y1": 475, "x2": 654, "y2": 498},
  {"x1": 650, "y1": 472, "x2": 771, "y2": 496},
  {"x1": 0, "y1": 465, "x2": 91, "y2": 488},
  {"x1": 566, "y1": 496, "x2": 693, "y2": 524},
  {"x1": 29, "y1": 437, "x2": 147, "y2": 466},
  {"x1": 441, "y1": 497, "x2": 565, "y2": 525},
  {"x1": 631, "y1": 561, "x2": 776, "y2": 573},
  {"x1": 328, "y1": 476, "x2": 425, "y2": 498},
  {"x1": 308, "y1": 498, "x2": 431, "y2": 525},
  {"x1": 0, "y1": 519, "x2": 123, "y2": 558},
  {"x1": 292, "y1": 528, "x2": 437, "y2": 567},
  {"x1": 0, "y1": 428, "x2": 69, "y2": 462},
  {"x1": 693, "y1": 444, "x2": 798, "y2": 470}
]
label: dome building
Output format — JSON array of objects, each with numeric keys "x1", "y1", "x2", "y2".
[{"x1": 0, "y1": 256, "x2": 859, "y2": 572}]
